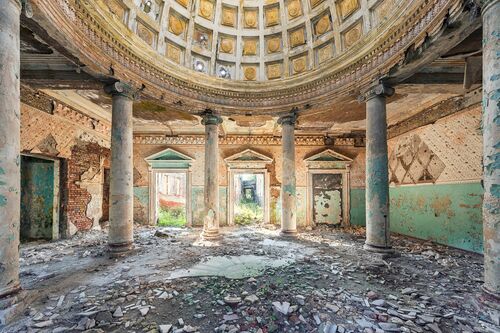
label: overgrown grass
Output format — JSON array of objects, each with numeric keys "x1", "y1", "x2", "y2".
[
  {"x1": 234, "y1": 201, "x2": 263, "y2": 225},
  {"x1": 158, "y1": 207, "x2": 187, "y2": 227}
]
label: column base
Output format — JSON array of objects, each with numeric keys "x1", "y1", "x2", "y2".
[
  {"x1": 0, "y1": 284, "x2": 21, "y2": 301},
  {"x1": 280, "y1": 229, "x2": 298, "y2": 237},
  {"x1": 480, "y1": 286, "x2": 500, "y2": 309},
  {"x1": 363, "y1": 243, "x2": 398, "y2": 257},
  {"x1": 108, "y1": 241, "x2": 134, "y2": 257},
  {"x1": 0, "y1": 289, "x2": 28, "y2": 326},
  {"x1": 201, "y1": 229, "x2": 221, "y2": 240}
]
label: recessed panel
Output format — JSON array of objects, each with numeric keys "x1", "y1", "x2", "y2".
[
  {"x1": 136, "y1": 19, "x2": 157, "y2": 47},
  {"x1": 342, "y1": 20, "x2": 363, "y2": 49},
  {"x1": 265, "y1": 5, "x2": 280, "y2": 27}
]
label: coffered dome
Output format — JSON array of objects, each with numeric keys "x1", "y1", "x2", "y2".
[{"x1": 30, "y1": 0, "x2": 469, "y2": 113}]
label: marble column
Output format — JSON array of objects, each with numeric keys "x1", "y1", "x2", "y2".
[
  {"x1": 363, "y1": 83, "x2": 395, "y2": 253},
  {"x1": 278, "y1": 114, "x2": 298, "y2": 237},
  {"x1": 0, "y1": 0, "x2": 22, "y2": 298},
  {"x1": 105, "y1": 82, "x2": 136, "y2": 254},
  {"x1": 481, "y1": 0, "x2": 500, "y2": 301},
  {"x1": 201, "y1": 112, "x2": 222, "y2": 240}
]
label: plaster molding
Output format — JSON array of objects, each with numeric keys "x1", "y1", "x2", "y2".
[
  {"x1": 133, "y1": 135, "x2": 357, "y2": 146},
  {"x1": 29, "y1": 0, "x2": 470, "y2": 113}
]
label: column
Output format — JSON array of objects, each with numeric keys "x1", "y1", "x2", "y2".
[
  {"x1": 278, "y1": 113, "x2": 297, "y2": 237},
  {"x1": 201, "y1": 112, "x2": 222, "y2": 240},
  {"x1": 0, "y1": 0, "x2": 22, "y2": 298},
  {"x1": 105, "y1": 82, "x2": 136, "y2": 254},
  {"x1": 481, "y1": 0, "x2": 500, "y2": 301},
  {"x1": 363, "y1": 83, "x2": 395, "y2": 253}
]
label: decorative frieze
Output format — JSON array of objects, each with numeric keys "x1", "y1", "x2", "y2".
[{"x1": 133, "y1": 135, "x2": 358, "y2": 146}]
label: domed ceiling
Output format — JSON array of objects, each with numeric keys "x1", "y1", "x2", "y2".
[{"x1": 30, "y1": 0, "x2": 470, "y2": 114}]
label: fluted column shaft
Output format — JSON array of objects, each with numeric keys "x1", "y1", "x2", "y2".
[{"x1": 0, "y1": 0, "x2": 22, "y2": 298}]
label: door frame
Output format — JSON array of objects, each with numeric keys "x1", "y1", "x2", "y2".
[
  {"x1": 227, "y1": 168, "x2": 270, "y2": 226},
  {"x1": 21, "y1": 153, "x2": 60, "y2": 240},
  {"x1": 306, "y1": 169, "x2": 351, "y2": 228},
  {"x1": 148, "y1": 168, "x2": 193, "y2": 227}
]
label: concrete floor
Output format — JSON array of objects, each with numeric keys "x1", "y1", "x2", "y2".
[{"x1": 1, "y1": 226, "x2": 498, "y2": 333}]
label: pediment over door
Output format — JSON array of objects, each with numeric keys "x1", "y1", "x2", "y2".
[
  {"x1": 145, "y1": 148, "x2": 194, "y2": 169},
  {"x1": 304, "y1": 149, "x2": 353, "y2": 169},
  {"x1": 225, "y1": 149, "x2": 273, "y2": 169}
]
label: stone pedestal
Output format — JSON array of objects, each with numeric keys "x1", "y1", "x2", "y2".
[
  {"x1": 278, "y1": 114, "x2": 298, "y2": 237},
  {"x1": 481, "y1": 0, "x2": 500, "y2": 302},
  {"x1": 0, "y1": 0, "x2": 22, "y2": 299},
  {"x1": 105, "y1": 82, "x2": 136, "y2": 254},
  {"x1": 201, "y1": 113, "x2": 222, "y2": 240},
  {"x1": 362, "y1": 84, "x2": 395, "y2": 254}
]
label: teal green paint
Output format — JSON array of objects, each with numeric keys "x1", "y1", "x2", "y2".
[
  {"x1": 350, "y1": 183, "x2": 483, "y2": 253},
  {"x1": 20, "y1": 156, "x2": 54, "y2": 241},
  {"x1": 350, "y1": 189, "x2": 366, "y2": 226},
  {"x1": 147, "y1": 149, "x2": 193, "y2": 169},
  {"x1": 133, "y1": 187, "x2": 149, "y2": 207},
  {"x1": 191, "y1": 186, "x2": 204, "y2": 226},
  {"x1": 492, "y1": 184, "x2": 500, "y2": 198},
  {"x1": 283, "y1": 184, "x2": 296, "y2": 195},
  {"x1": 0, "y1": 194, "x2": 6, "y2": 207},
  {"x1": 296, "y1": 187, "x2": 307, "y2": 226}
]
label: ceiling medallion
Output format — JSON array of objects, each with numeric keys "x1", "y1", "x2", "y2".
[
  {"x1": 267, "y1": 38, "x2": 280, "y2": 53},
  {"x1": 244, "y1": 67, "x2": 257, "y2": 81},
  {"x1": 220, "y1": 38, "x2": 234, "y2": 53},
  {"x1": 169, "y1": 15, "x2": 185, "y2": 36},
  {"x1": 244, "y1": 10, "x2": 258, "y2": 28},
  {"x1": 199, "y1": 0, "x2": 214, "y2": 19},
  {"x1": 288, "y1": 0, "x2": 302, "y2": 18},
  {"x1": 243, "y1": 39, "x2": 257, "y2": 55},
  {"x1": 292, "y1": 57, "x2": 306, "y2": 73},
  {"x1": 315, "y1": 15, "x2": 330, "y2": 35}
]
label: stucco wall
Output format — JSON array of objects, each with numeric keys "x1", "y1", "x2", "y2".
[
  {"x1": 133, "y1": 142, "x2": 364, "y2": 226},
  {"x1": 350, "y1": 106, "x2": 484, "y2": 253}
]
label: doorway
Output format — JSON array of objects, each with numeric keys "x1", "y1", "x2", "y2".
[
  {"x1": 155, "y1": 172, "x2": 188, "y2": 227},
  {"x1": 232, "y1": 173, "x2": 265, "y2": 225},
  {"x1": 311, "y1": 173, "x2": 343, "y2": 225},
  {"x1": 20, "y1": 155, "x2": 60, "y2": 242}
]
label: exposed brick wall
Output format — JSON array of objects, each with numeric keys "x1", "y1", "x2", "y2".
[{"x1": 63, "y1": 143, "x2": 110, "y2": 231}]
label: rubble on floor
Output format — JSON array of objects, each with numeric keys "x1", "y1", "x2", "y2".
[{"x1": 1, "y1": 226, "x2": 498, "y2": 333}]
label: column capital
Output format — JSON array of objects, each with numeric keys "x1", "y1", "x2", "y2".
[
  {"x1": 104, "y1": 81, "x2": 140, "y2": 100},
  {"x1": 359, "y1": 83, "x2": 395, "y2": 102},
  {"x1": 278, "y1": 113, "x2": 297, "y2": 126},
  {"x1": 201, "y1": 112, "x2": 223, "y2": 126},
  {"x1": 479, "y1": 0, "x2": 499, "y2": 14}
]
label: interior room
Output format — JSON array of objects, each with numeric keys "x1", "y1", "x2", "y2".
[{"x1": 0, "y1": 0, "x2": 498, "y2": 332}]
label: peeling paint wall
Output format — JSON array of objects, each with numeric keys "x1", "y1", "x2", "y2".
[
  {"x1": 134, "y1": 143, "x2": 364, "y2": 226},
  {"x1": 351, "y1": 107, "x2": 484, "y2": 253},
  {"x1": 20, "y1": 102, "x2": 111, "y2": 236}
]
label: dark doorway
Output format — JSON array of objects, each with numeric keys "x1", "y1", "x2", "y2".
[
  {"x1": 312, "y1": 173, "x2": 343, "y2": 225},
  {"x1": 20, "y1": 155, "x2": 57, "y2": 241}
]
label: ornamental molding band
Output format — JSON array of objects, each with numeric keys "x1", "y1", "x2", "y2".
[
  {"x1": 133, "y1": 135, "x2": 358, "y2": 146},
  {"x1": 29, "y1": 0, "x2": 477, "y2": 113}
]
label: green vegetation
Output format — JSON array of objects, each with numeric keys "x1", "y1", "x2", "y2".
[
  {"x1": 157, "y1": 207, "x2": 187, "y2": 227},
  {"x1": 234, "y1": 201, "x2": 263, "y2": 225}
]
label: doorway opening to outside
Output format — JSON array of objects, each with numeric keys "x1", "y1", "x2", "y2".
[
  {"x1": 156, "y1": 172, "x2": 187, "y2": 227},
  {"x1": 232, "y1": 173, "x2": 265, "y2": 225}
]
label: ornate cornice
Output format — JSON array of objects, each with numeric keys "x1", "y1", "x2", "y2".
[
  {"x1": 30, "y1": 0, "x2": 468, "y2": 113},
  {"x1": 133, "y1": 135, "x2": 358, "y2": 146}
]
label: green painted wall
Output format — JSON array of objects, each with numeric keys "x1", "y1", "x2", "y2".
[
  {"x1": 20, "y1": 156, "x2": 55, "y2": 241},
  {"x1": 349, "y1": 183, "x2": 483, "y2": 253}
]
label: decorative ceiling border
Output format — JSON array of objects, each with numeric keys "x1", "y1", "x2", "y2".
[{"x1": 31, "y1": 0, "x2": 467, "y2": 112}]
